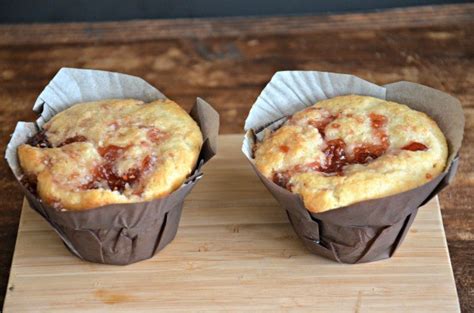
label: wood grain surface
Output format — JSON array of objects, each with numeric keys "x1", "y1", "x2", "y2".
[
  {"x1": 3, "y1": 135, "x2": 460, "y2": 313},
  {"x1": 0, "y1": 3, "x2": 472, "y2": 311}
]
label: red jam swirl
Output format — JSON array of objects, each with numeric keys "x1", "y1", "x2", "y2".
[
  {"x1": 308, "y1": 115, "x2": 336, "y2": 138},
  {"x1": 402, "y1": 142, "x2": 428, "y2": 151},
  {"x1": 272, "y1": 111, "x2": 393, "y2": 187},
  {"x1": 279, "y1": 145, "x2": 290, "y2": 153},
  {"x1": 27, "y1": 131, "x2": 88, "y2": 148},
  {"x1": 83, "y1": 145, "x2": 155, "y2": 193},
  {"x1": 369, "y1": 113, "x2": 387, "y2": 129},
  {"x1": 98, "y1": 145, "x2": 128, "y2": 161},
  {"x1": 354, "y1": 112, "x2": 390, "y2": 163},
  {"x1": 58, "y1": 135, "x2": 88, "y2": 147},
  {"x1": 352, "y1": 142, "x2": 387, "y2": 164},
  {"x1": 24, "y1": 129, "x2": 161, "y2": 195},
  {"x1": 272, "y1": 171, "x2": 292, "y2": 190},
  {"x1": 147, "y1": 128, "x2": 168, "y2": 143},
  {"x1": 321, "y1": 139, "x2": 348, "y2": 174}
]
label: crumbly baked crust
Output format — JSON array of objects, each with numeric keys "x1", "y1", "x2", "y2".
[
  {"x1": 18, "y1": 99, "x2": 203, "y2": 211},
  {"x1": 254, "y1": 95, "x2": 448, "y2": 213}
]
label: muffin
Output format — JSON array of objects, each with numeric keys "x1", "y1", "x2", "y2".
[
  {"x1": 244, "y1": 71, "x2": 462, "y2": 264},
  {"x1": 18, "y1": 98, "x2": 203, "y2": 211},
  {"x1": 254, "y1": 95, "x2": 448, "y2": 213},
  {"x1": 6, "y1": 68, "x2": 219, "y2": 265}
]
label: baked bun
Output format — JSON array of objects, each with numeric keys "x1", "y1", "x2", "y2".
[
  {"x1": 18, "y1": 99, "x2": 203, "y2": 211},
  {"x1": 254, "y1": 95, "x2": 448, "y2": 213}
]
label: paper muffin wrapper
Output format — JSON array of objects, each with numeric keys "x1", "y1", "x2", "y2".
[
  {"x1": 242, "y1": 71, "x2": 464, "y2": 264},
  {"x1": 6, "y1": 68, "x2": 219, "y2": 265}
]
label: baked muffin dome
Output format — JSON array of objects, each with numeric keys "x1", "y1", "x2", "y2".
[
  {"x1": 18, "y1": 99, "x2": 203, "y2": 211},
  {"x1": 254, "y1": 95, "x2": 448, "y2": 213}
]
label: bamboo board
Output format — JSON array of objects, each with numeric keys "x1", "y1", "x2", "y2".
[{"x1": 4, "y1": 134, "x2": 460, "y2": 312}]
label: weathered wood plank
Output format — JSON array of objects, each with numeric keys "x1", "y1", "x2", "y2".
[{"x1": 0, "y1": 4, "x2": 473, "y2": 46}]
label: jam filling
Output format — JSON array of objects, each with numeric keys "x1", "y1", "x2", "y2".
[
  {"x1": 369, "y1": 113, "x2": 387, "y2": 129},
  {"x1": 402, "y1": 142, "x2": 428, "y2": 151},
  {"x1": 98, "y1": 145, "x2": 128, "y2": 161},
  {"x1": 85, "y1": 163, "x2": 140, "y2": 193},
  {"x1": 147, "y1": 128, "x2": 168, "y2": 143},
  {"x1": 27, "y1": 131, "x2": 87, "y2": 148},
  {"x1": 280, "y1": 145, "x2": 290, "y2": 153},
  {"x1": 352, "y1": 140, "x2": 388, "y2": 164},
  {"x1": 308, "y1": 115, "x2": 337, "y2": 138},
  {"x1": 354, "y1": 112, "x2": 390, "y2": 163},
  {"x1": 26, "y1": 130, "x2": 51, "y2": 148},
  {"x1": 272, "y1": 171, "x2": 292, "y2": 190},
  {"x1": 82, "y1": 145, "x2": 155, "y2": 193},
  {"x1": 321, "y1": 139, "x2": 348, "y2": 174},
  {"x1": 58, "y1": 135, "x2": 88, "y2": 147},
  {"x1": 272, "y1": 112, "x2": 431, "y2": 189},
  {"x1": 272, "y1": 111, "x2": 395, "y2": 188},
  {"x1": 273, "y1": 140, "x2": 369, "y2": 188},
  {"x1": 22, "y1": 127, "x2": 162, "y2": 196}
]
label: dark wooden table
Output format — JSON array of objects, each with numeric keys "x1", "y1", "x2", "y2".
[{"x1": 0, "y1": 4, "x2": 472, "y2": 312}]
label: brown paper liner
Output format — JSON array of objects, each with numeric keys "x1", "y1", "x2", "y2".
[
  {"x1": 6, "y1": 70, "x2": 220, "y2": 265},
  {"x1": 243, "y1": 73, "x2": 464, "y2": 264},
  {"x1": 251, "y1": 158, "x2": 458, "y2": 263}
]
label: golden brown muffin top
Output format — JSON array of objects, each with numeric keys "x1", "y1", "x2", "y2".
[
  {"x1": 18, "y1": 99, "x2": 203, "y2": 211},
  {"x1": 254, "y1": 95, "x2": 448, "y2": 213}
]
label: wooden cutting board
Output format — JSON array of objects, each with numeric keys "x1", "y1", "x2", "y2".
[{"x1": 3, "y1": 134, "x2": 460, "y2": 313}]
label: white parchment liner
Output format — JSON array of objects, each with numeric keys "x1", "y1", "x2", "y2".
[
  {"x1": 6, "y1": 68, "x2": 219, "y2": 265},
  {"x1": 242, "y1": 71, "x2": 463, "y2": 264}
]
